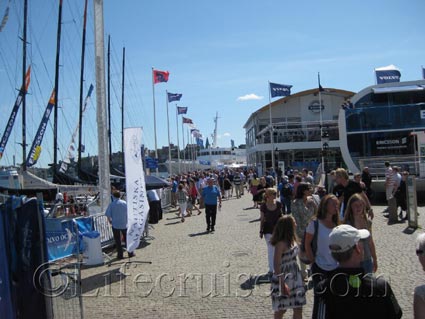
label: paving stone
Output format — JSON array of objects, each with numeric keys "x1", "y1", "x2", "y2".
[{"x1": 79, "y1": 193, "x2": 425, "y2": 318}]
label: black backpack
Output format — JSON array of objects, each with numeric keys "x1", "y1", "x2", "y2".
[{"x1": 282, "y1": 183, "x2": 293, "y2": 198}]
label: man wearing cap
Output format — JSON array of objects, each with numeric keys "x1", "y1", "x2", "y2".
[
  {"x1": 316, "y1": 225, "x2": 402, "y2": 319},
  {"x1": 201, "y1": 177, "x2": 222, "y2": 232}
]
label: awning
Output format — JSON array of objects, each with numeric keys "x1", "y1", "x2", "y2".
[{"x1": 372, "y1": 85, "x2": 424, "y2": 94}]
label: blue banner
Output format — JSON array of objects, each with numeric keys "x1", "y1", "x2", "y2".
[
  {"x1": 45, "y1": 219, "x2": 78, "y2": 261},
  {"x1": 422, "y1": 67, "x2": 425, "y2": 80},
  {"x1": 145, "y1": 157, "x2": 158, "y2": 169},
  {"x1": 196, "y1": 138, "x2": 204, "y2": 148},
  {"x1": 26, "y1": 90, "x2": 55, "y2": 167},
  {"x1": 167, "y1": 92, "x2": 182, "y2": 102},
  {"x1": 0, "y1": 67, "x2": 31, "y2": 160},
  {"x1": 270, "y1": 82, "x2": 292, "y2": 98},
  {"x1": 375, "y1": 69, "x2": 401, "y2": 84}
]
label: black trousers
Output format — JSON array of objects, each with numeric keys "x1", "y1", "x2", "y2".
[
  {"x1": 311, "y1": 262, "x2": 333, "y2": 319},
  {"x1": 205, "y1": 204, "x2": 217, "y2": 229},
  {"x1": 112, "y1": 227, "x2": 127, "y2": 258}
]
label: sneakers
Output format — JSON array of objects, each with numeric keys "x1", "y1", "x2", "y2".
[
  {"x1": 128, "y1": 252, "x2": 135, "y2": 258},
  {"x1": 210, "y1": 227, "x2": 215, "y2": 232},
  {"x1": 206, "y1": 227, "x2": 210, "y2": 232}
]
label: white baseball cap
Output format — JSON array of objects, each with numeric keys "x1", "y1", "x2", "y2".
[{"x1": 329, "y1": 225, "x2": 370, "y2": 253}]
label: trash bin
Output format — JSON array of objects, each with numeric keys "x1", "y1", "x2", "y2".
[{"x1": 82, "y1": 231, "x2": 103, "y2": 266}]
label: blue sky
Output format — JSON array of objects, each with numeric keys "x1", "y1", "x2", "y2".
[{"x1": 0, "y1": 0, "x2": 424, "y2": 167}]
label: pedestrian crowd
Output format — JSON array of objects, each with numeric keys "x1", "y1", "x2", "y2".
[{"x1": 104, "y1": 162, "x2": 421, "y2": 319}]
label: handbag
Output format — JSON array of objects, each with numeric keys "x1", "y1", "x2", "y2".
[{"x1": 298, "y1": 219, "x2": 319, "y2": 265}]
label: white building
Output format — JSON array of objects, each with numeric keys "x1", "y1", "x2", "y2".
[{"x1": 244, "y1": 88, "x2": 354, "y2": 173}]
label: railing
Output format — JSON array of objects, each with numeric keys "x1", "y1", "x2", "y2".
[
  {"x1": 358, "y1": 156, "x2": 420, "y2": 178},
  {"x1": 92, "y1": 214, "x2": 115, "y2": 248},
  {"x1": 161, "y1": 187, "x2": 172, "y2": 210}
]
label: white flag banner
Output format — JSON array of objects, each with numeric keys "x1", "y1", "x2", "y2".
[{"x1": 124, "y1": 127, "x2": 150, "y2": 253}]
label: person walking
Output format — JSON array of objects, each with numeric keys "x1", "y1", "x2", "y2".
[
  {"x1": 317, "y1": 225, "x2": 402, "y2": 319},
  {"x1": 233, "y1": 171, "x2": 242, "y2": 198},
  {"x1": 105, "y1": 190, "x2": 134, "y2": 259},
  {"x1": 202, "y1": 178, "x2": 222, "y2": 232},
  {"x1": 260, "y1": 188, "x2": 283, "y2": 277},
  {"x1": 176, "y1": 184, "x2": 189, "y2": 223},
  {"x1": 304, "y1": 194, "x2": 339, "y2": 318},
  {"x1": 188, "y1": 179, "x2": 202, "y2": 215},
  {"x1": 278, "y1": 175, "x2": 294, "y2": 214},
  {"x1": 343, "y1": 193, "x2": 378, "y2": 274},
  {"x1": 291, "y1": 182, "x2": 317, "y2": 281},
  {"x1": 270, "y1": 216, "x2": 306, "y2": 319},
  {"x1": 223, "y1": 175, "x2": 232, "y2": 200}
]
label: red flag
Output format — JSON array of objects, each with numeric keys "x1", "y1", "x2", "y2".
[
  {"x1": 153, "y1": 69, "x2": 169, "y2": 84},
  {"x1": 182, "y1": 117, "x2": 193, "y2": 124}
]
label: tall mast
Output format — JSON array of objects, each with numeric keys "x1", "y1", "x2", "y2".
[
  {"x1": 78, "y1": 0, "x2": 88, "y2": 176},
  {"x1": 53, "y1": 0, "x2": 63, "y2": 175},
  {"x1": 212, "y1": 112, "x2": 218, "y2": 148},
  {"x1": 121, "y1": 47, "x2": 125, "y2": 162},
  {"x1": 21, "y1": 0, "x2": 28, "y2": 170},
  {"x1": 107, "y1": 35, "x2": 112, "y2": 161},
  {"x1": 93, "y1": 0, "x2": 111, "y2": 211}
]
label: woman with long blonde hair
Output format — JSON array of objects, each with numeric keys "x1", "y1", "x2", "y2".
[
  {"x1": 270, "y1": 215, "x2": 306, "y2": 319},
  {"x1": 344, "y1": 193, "x2": 378, "y2": 273}
]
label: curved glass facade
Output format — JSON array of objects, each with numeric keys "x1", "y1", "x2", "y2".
[{"x1": 341, "y1": 82, "x2": 425, "y2": 176}]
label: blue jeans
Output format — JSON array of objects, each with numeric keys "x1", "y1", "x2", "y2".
[{"x1": 280, "y1": 197, "x2": 291, "y2": 214}]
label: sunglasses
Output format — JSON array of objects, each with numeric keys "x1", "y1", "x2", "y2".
[{"x1": 416, "y1": 249, "x2": 425, "y2": 256}]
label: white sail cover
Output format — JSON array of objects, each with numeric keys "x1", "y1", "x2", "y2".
[
  {"x1": 124, "y1": 127, "x2": 150, "y2": 253},
  {"x1": 93, "y1": 0, "x2": 110, "y2": 211}
]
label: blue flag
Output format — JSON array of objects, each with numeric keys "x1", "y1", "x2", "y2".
[
  {"x1": 167, "y1": 92, "x2": 182, "y2": 102},
  {"x1": 375, "y1": 65, "x2": 401, "y2": 84},
  {"x1": 196, "y1": 138, "x2": 204, "y2": 148},
  {"x1": 269, "y1": 82, "x2": 292, "y2": 98},
  {"x1": 177, "y1": 106, "x2": 188, "y2": 115},
  {"x1": 422, "y1": 67, "x2": 425, "y2": 80}
]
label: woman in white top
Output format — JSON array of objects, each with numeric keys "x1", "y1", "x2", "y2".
[{"x1": 304, "y1": 194, "x2": 339, "y2": 319}]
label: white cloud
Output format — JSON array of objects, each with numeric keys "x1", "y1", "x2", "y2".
[
  {"x1": 223, "y1": 132, "x2": 231, "y2": 137},
  {"x1": 237, "y1": 93, "x2": 264, "y2": 101}
]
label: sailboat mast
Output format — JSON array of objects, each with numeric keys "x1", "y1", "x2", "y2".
[
  {"x1": 107, "y1": 35, "x2": 112, "y2": 160},
  {"x1": 21, "y1": 0, "x2": 28, "y2": 170},
  {"x1": 78, "y1": 0, "x2": 88, "y2": 176},
  {"x1": 121, "y1": 47, "x2": 125, "y2": 160},
  {"x1": 53, "y1": 0, "x2": 63, "y2": 174},
  {"x1": 93, "y1": 0, "x2": 111, "y2": 211},
  {"x1": 212, "y1": 112, "x2": 218, "y2": 148}
]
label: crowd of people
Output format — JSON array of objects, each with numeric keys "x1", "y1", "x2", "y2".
[{"x1": 103, "y1": 162, "x2": 420, "y2": 318}]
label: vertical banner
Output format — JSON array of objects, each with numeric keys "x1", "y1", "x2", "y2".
[
  {"x1": 124, "y1": 127, "x2": 150, "y2": 253},
  {"x1": 26, "y1": 90, "x2": 55, "y2": 167}
]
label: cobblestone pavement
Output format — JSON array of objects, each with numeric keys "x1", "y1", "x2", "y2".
[{"x1": 80, "y1": 193, "x2": 425, "y2": 318}]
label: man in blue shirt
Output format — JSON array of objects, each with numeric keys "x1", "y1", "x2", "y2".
[
  {"x1": 171, "y1": 177, "x2": 178, "y2": 207},
  {"x1": 105, "y1": 190, "x2": 134, "y2": 259},
  {"x1": 201, "y1": 178, "x2": 222, "y2": 232}
]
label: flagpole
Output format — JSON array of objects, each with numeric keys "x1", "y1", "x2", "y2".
[
  {"x1": 187, "y1": 128, "x2": 191, "y2": 172},
  {"x1": 176, "y1": 105, "x2": 180, "y2": 174},
  {"x1": 182, "y1": 117, "x2": 185, "y2": 173},
  {"x1": 152, "y1": 66, "x2": 159, "y2": 174},
  {"x1": 318, "y1": 72, "x2": 325, "y2": 186},
  {"x1": 268, "y1": 81, "x2": 276, "y2": 187},
  {"x1": 166, "y1": 91, "x2": 172, "y2": 177}
]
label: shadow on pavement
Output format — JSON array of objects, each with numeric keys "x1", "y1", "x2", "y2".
[
  {"x1": 243, "y1": 207, "x2": 258, "y2": 210},
  {"x1": 403, "y1": 226, "x2": 418, "y2": 235},
  {"x1": 81, "y1": 268, "x2": 126, "y2": 294},
  {"x1": 188, "y1": 231, "x2": 210, "y2": 237},
  {"x1": 164, "y1": 221, "x2": 182, "y2": 226},
  {"x1": 240, "y1": 274, "x2": 270, "y2": 290},
  {"x1": 248, "y1": 218, "x2": 261, "y2": 223},
  {"x1": 166, "y1": 216, "x2": 181, "y2": 221}
]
